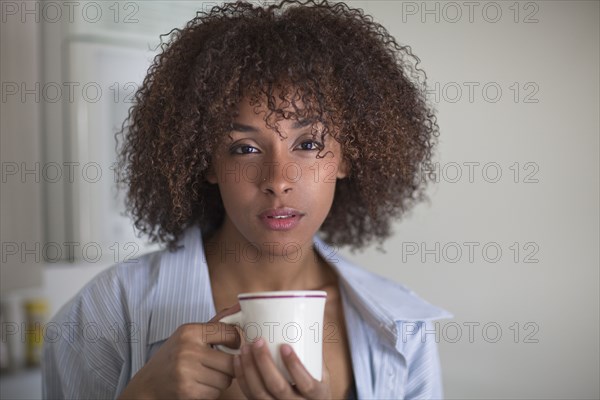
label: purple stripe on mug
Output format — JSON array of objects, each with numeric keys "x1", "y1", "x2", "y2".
[{"x1": 240, "y1": 294, "x2": 327, "y2": 300}]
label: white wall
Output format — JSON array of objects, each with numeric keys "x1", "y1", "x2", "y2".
[
  {"x1": 0, "y1": 1, "x2": 598, "y2": 399},
  {"x1": 0, "y1": 0, "x2": 44, "y2": 293},
  {"x1": 343, "y1": 1, "x2": 599, "y2": 399}
]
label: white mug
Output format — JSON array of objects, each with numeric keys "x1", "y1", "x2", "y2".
[{"x1": 215, "y1": 290, "x2": 327, "y2": 383}]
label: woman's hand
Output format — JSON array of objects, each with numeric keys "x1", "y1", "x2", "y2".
[
  {"x1": 234, "y1": 337, "x2": 332, "y2": 399},
  {"x1": 118, "y1": 304, "x2": 242, "y2": 400}
]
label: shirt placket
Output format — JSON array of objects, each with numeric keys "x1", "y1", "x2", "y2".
[{"x1": 375, "y1": 347, "x2": 407, "y2": 399}]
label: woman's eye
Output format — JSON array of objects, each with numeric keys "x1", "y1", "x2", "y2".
[
  {"x1": 231, "y1": 145, "x2": 259, "y2": 155},
  {"x1": 298, "y1": 141, "x2": 323, "y2": 151}
]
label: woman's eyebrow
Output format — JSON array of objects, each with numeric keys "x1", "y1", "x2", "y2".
[
  {"x1": 231, "y1": 119, "x2": 313, "y2": 133},
  {"x1": 231, "y1": 122, "x2": 260, "y2": 133},
  {"x1": 292, "y1": 119, "x2": 313, "y2": 129}
]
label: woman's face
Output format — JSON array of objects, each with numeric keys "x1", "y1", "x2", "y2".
[{"x1": 207, "y1": 96, "x2": 348, "y2": 257}]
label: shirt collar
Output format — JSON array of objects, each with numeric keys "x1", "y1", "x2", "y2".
[
  {"x1": 148, "y1": 226, "x2": 452, "y2": 347},
  {"x1": 312, "y1": 235, "x2": 452, "y2": 350}
]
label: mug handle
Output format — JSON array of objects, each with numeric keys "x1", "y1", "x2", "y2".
[{"x1": 213, "y1": 310, "x2": 243, "y2": 355}]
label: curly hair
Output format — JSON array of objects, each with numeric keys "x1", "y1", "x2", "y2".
[{"x1": 116, "y1": 0, "x2": 439, "y2": 252}]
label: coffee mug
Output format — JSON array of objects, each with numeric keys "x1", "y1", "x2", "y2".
[{"x1": 215, "y1": 290, "x2": 327, "y2": 383}]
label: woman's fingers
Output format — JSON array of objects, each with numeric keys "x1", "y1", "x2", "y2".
[
  {"x1": 251, "y1": 339, "x2": 304, "y2": 399},
  {"x1": 191, "y1": 363, "x2": 234, "y2": 391},
  {"x1": 208, "y1": 303, "x2": 241, "y2": 323},
  {"x1": 173, "y1": 323, "x2": 236, "y2": 376},
  {"x1": 234, "y1": 337, "x2": 329, "y2": 400},
  {"x1": 280, "y1": 344, "x2": 331, "y2": 399},
  {"x1": 206, "y1": 303, "x2": 243, "y2": 350},
  {"x1": 233, "y1": 349, "x2": 249, "y2": 395},
  {"x1": 199, "y1": 345, "x2": 238, "y2": 376},
  {"x1": 238, "y1": 340, "x2": 275, "y2": 399}
]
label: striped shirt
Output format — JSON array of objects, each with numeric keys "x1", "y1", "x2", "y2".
[{"x1": 42, "y1": 226, "x2": 452, "y2": 399}]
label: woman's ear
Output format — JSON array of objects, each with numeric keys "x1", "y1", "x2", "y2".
[
  {"x1": 337, "y1": 158, "x2": 350, "y2": 179},
  {"x1": 206, "y1": 165, "x2": 218, "y2": 184}
]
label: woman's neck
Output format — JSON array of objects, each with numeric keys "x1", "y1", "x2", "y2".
[{"x1": 204, "y1": 223, "x2": 335, "y2": 295}]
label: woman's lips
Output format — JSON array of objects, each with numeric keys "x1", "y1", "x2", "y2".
[{"x1": 258, "y1": 208, "x2": 304, "y2": 231}]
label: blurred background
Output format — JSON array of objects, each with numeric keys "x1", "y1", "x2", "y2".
[{"x1": 1, "y1": 1, "x2": 598, "y2": 399}]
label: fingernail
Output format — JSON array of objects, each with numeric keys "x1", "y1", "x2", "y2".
[
  {"x1": 254, "y1": 338, "x2": 264, "y2": 348},
  {"x1": 281, "y1": 344, "x2": 292, "y2": 356},
  {"x1": 234, "y1": 355, "x2": 241, "y2": 368}
]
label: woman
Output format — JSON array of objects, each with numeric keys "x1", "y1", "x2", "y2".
[{"x1": 43, "y1": 1, "x2": 451, "y2": 398}]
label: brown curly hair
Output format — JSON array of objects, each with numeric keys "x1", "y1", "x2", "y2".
[{"x1": 116, "y1": 0, "x2": 439, "y2": 252}]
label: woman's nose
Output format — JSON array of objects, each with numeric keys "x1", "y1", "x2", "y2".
[{"x1": 259, "y1": 153, "x2": 296, "y2": 195}]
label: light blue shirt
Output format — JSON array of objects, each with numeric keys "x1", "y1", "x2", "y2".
[{"x1": 42, "y1": 226, "x2": 452, "y2": 399}]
